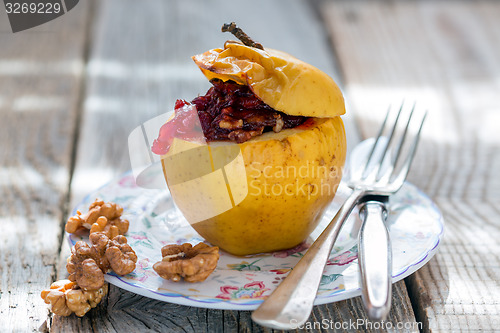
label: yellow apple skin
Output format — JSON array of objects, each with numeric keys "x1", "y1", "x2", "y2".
[
  {"x1": 192, "y1": 42, "x2": 345, "y2": 118},
  {"x1": 161, "y1": 116, "x2": 346, "y2": 255}
]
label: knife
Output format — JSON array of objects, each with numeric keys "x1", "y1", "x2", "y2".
[{"x1": 357, "y1": 193, "x2": 392, "y2": 320}]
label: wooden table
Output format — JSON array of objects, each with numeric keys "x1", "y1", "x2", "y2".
[{"x1": 1, "y1": 0, "x2": 499, "y2": 331}]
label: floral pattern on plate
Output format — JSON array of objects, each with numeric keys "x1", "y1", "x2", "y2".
[{"x1": 68, "y1": 170, "x2": 444, "y2": 310}]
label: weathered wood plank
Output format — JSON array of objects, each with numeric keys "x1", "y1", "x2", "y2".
[
  {"x1": 53, "y1": 0, "x2": 416, "y2": 332},
  {"x1": 0, "y1": 2, "x2": 91, "y2": 332},
  {"x1": 321, "y1": 1, "x2": 500, "y2": 332}
]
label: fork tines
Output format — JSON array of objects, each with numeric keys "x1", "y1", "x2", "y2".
[{"x1": 362, "y1": 103, "x2": 427, "y2": 185}]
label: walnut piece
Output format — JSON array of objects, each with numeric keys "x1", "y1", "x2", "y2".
[
  {"x1": 227, "y1": 128, "x2": 264, "y2": 143},
  {"x1": 89, "y1": 232, "x2": 111, "y2": 270},
  {"x1": 66, "y1": 241, "x2": 105, "y2": 291},
  {"x1": 40, "y1": 280, "x2": 75, "y2": 317},
  {"x1": 106, "y1": 235, "x2": 138, "y2": 275},
  {"x1": 66, "y1": 283, "x2": 108, "y2": 317},
  {"x1": 273, "y1": 115, "x2": 284, "y2": 133},
  {"x1": 41, "y1": 279, "x2": 108, "y2": 317},
  {"x1": 153, "y1": 243, "x2": 219, "y2": 283},
  {"x1": 90, "y1": 216, "x2": 122, "y2": 239},
  {"x1": 218, "y1": 114, "x2": 244, "y2": 130},
  {"x1": 44, "y1": 200, "x2": 136, "y2": 317},
  {"x1": 65, "y1": 234, "x2": 136, "y2": 292},
  {"x1": 65, "y1": 199, "x2": 127, "y2": 235},
  {"x1": 90, "y1": 233, "x2": 137, "y2": 276}
]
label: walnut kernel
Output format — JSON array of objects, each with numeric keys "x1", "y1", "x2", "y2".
[
  {"x1": 44, "y1": 199, "x2": 135, "y2": 317},
  {"x1": 90, "y1": 233, "x2": 137, "y2": 276},
  {"x1": 40, "y1": 280, "x2": 76, "y2": 317},
  {"x1": 65, "y1": 199, "x2": 126, "y2": 235},
  {"x1": 41, "y1": 279, "x2": 108, "y2": 317},
  {"x1": 66, "y1": 283, "x2": 108, "y2": 317},
  {"x1": 66, "y1": 241, "x2": 105, "y2": 291},
  {"x1": 105, "y1": 235, "x2": 138, "y2": 275},
  {"x1": 90, "y1": 216, "x2": 120, "y2": 239},
  {"x1": 153, "y1": 243, "x2": 219, "y2": 283}
]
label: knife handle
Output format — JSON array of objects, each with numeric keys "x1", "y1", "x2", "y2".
[{"x1": 358, "y1": 201, "x2": 392, "y2": 320}]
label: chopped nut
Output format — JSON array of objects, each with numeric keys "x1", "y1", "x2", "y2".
[
  {"x1": 153, "y1": 243, "x2": 219, "y2": 283},
  {"x1": 66, "y1": 241, "x2": 105, "y2": 291},
  {"x1": 218, "y1": 115, "x2": 244, "y2": 130},
  {"x1": 65, "y1": 199, "x2": 126, "y2": 235},
  {"x1": 273, "y1": 115, "x2": 284, "y2": 133},
  {"x1": 244, "y1": 113, "x2": 279, "y2": 127},
  {"x1": 41, "y1": 279, "x2": 108, "y2": 317},
  {"x1": 90, "y1": 233, "x2": 137, "y2": 276},
  {"x1": 228, "y1": 128, "x2": 264, "y2": 143}
]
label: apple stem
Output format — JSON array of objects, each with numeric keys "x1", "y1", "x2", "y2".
[{"x1": 221, "y1": 22, "x2": 264, "y2": 50}]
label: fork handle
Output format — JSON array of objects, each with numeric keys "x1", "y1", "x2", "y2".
[
  {"x1": 358, "y1": 201, "x2": 392, "y2": 320},
  {"x1": 251, "y1": 188, "x2": 364, "y2": 330}
]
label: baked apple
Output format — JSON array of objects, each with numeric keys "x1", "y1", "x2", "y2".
[{"x1": 152, "y1": 25, "x2": 346, "y2": 255}]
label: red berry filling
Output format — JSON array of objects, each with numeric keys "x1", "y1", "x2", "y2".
[{"x1": 152, "y1": 79, "x2": 307, "y2": 155}]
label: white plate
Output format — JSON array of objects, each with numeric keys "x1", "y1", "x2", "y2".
[{"x1": 68, "y1": 171, "x2": 444, "y2": 310}]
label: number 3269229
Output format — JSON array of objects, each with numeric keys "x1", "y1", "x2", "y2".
[{"x1": 5, "y1": 2, "x2": 62, "y2": 14}]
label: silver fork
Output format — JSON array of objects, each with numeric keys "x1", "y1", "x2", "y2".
[{"x1": 251, "y1": 103, "x2": 427, "y2": 330}]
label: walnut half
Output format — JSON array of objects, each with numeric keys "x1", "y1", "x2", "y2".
[
  {"x1": 66, "y1": 241, "x2": 106, "y2": 291},
  {"x1": 105, "y1": 235, "x2": 138, "y2": 275},
  {"x1": 40, "y1": 280, "x2": 75, "y2": 317},
  {"x1": 153, "y1": 243, "x2": 219, "y2": 283},
  {"x1": 65, "y1": 199, "x2": 128, "y2": 236},
  {"x1": 90, "y1": 233, "x2": 137, "y2": 276},
  {"x1": 41, "y1": 279, "x2": 108, "y2": 317}
]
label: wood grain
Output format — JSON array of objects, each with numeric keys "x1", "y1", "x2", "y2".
[
  {"x1": 0, "y1": 2, "x2": 90, "y2": 332},
  {"x1": 52, "y1": 281, "x2": 417, "y2": 333},
  {"x1": 321, "y1": 1, "x2": 500, "y2": 332},
  {"x1": 51, "y1": 0, "x2": 417, "y2": 332}
]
